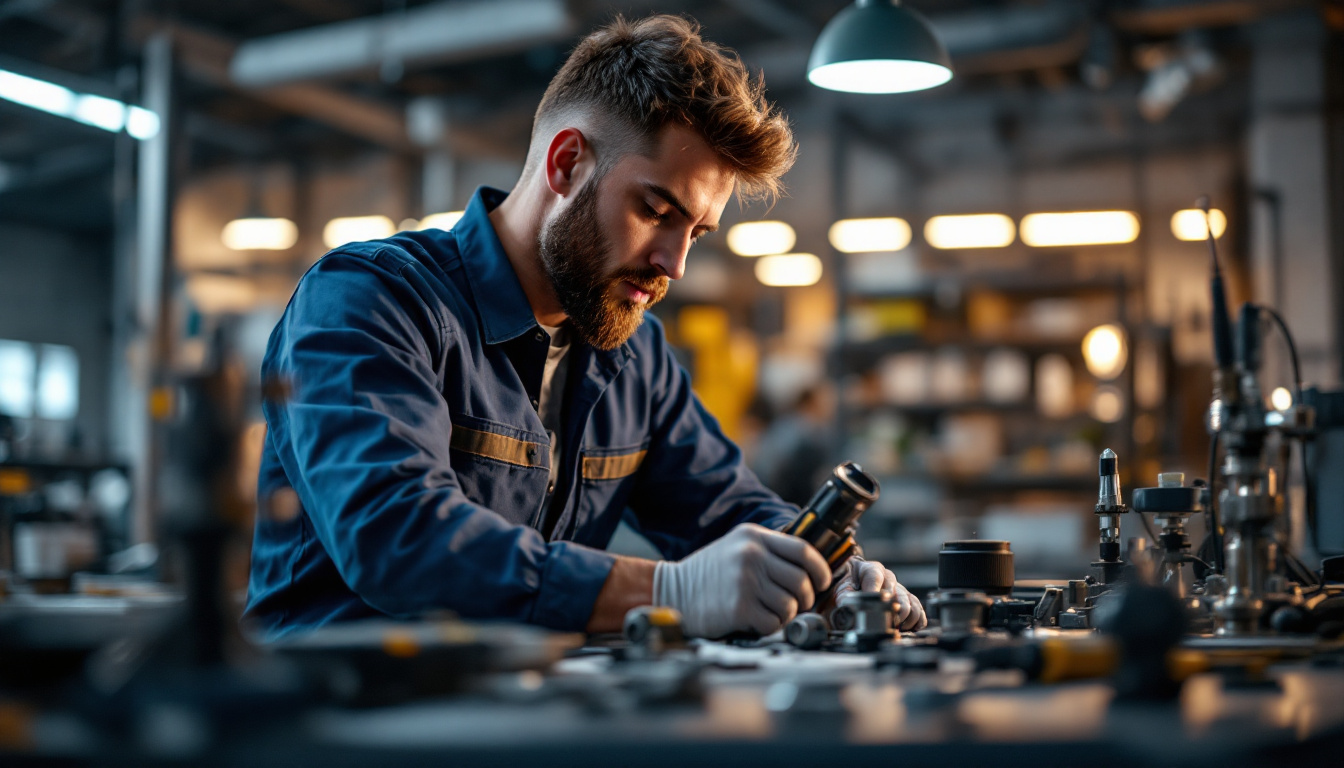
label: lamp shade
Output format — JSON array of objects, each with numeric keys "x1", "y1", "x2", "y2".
[{"x1": 808, "y1": 0, "x2": 953, "y2": 94}]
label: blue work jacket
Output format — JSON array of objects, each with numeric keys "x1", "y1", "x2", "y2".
[{"x1": 245, "y1": 187, "x2": 797, "y2": 639}]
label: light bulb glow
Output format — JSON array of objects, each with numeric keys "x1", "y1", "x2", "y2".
[
  {"x1": 828, "y1": 217, "x2": 911, "y2": 253},
  {"x1": 1021, "y1": 211, "x2": 1140, "y2": 247},
  {"x1": 808, "y1": 60, "x2": 952, "y2": 94},
  {"x1": 419, "y1": 211, "x2": 465, "y2": 230},
  {"x1": 1171, "y1": 208, "x2": 1227, "y2": 241},
  {"x1": 755, "y1": 253, "x2": 822, "y2": 287},
  {"x1": 1083, "y1": 324, "x2": 1127, "y2": 380},
  {"x1": 924, "y1": 214, "x2": 1016, "y2": 249},
  {"x1": 1090, "y1": 385, "x2": 1125, "y2": 423},
  {"x1": 221, "y1": 218, "x2": 298, "y2": 251},
  {"x1": 727, "y1": 221, "x2": 796, "y2": 257},
  {"x1": 1270, "y1": 387, "x2": 1293, "y2": 411},
  {"x1": 323, "y1": 215, "x2": 395, "y2": 249}
]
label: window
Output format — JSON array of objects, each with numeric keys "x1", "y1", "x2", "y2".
[{"x1": 0, "y1": 340, "x2": 78, "y2": 420}]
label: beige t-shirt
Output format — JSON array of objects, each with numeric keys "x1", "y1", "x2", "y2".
[{"x1": 537, "y1": 323, "x2": 571, "y2": 492}]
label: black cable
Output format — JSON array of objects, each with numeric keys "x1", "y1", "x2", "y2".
[
  {"x1": 1257, "y1": 305, "x2": 1319, "y2": 554},
  {"x1": 1258, "y1": 306, "x2": 1302, "y2": 400}
]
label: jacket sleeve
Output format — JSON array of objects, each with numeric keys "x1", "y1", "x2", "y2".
[
  {"x1": 623, "y1": 319, "x2": 799, "y2": 561},
  {"x1": 262, "y1": 251, "x2": 614, "y2": 631}
]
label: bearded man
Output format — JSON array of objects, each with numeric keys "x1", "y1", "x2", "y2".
[{"x1": 245, "y1": 14, "x2": 925, "y2": 640}]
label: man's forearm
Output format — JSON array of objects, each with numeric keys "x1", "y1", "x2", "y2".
[{"x1": 585, "y1": 556, "x2": 656, "y2": 633}]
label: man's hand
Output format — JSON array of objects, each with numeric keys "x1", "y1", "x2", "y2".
[
  {"x1": 654, "y1": 523, "x2": 832, "y2": 638},
  {"x1": 834, "y1": 558, "x2": 927, "y2": 631}
]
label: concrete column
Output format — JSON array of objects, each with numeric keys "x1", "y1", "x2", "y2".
[
  {"x1": 1246, "y1": 14, "x2": 1336, "y2": 388},
  {"x1": 109, "y1": 32, "x2": 173, "y2": 545}
]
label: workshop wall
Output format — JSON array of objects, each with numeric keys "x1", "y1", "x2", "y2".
[{"x1": 0, "y1": 223, "x2": 112, "y2": 459}]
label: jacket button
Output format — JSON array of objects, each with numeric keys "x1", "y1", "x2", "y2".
[
  {"x1": 547, "y1": 482, "x2": 555, "y2": 494},
  {"x1": 531, "y1": 398, "x2": 539, "y2": 409},
  {"x1": 535, "y1": 331, "x2": 545, "y2": 342}
]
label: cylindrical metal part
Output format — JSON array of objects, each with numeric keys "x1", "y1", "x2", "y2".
[
  {"x1": 927, "y1": 590, "x2": 994, "y2": 634},
  {"x1": 838, "y1": 591, "x2": 895, "y2": 650},
  {"x1": 1098, "y1": 448, "x2": 1122, "y2": 509},
  {"x1": 785, "y1": 461, "x2": 879, "y2": 572},
  {"x1": 785, "y1": 613, "x2": 829, "y2": 650},
  {"x1": 938, "y1": 540, "x2": 1014, "y2": 596}
]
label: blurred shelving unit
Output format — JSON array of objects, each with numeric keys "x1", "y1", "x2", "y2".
[{"x1": 821, "y1": 118, "x2": 1179, "y2": 585}]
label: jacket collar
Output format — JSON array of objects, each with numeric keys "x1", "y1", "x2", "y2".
[
  {"x1": 454, "y1": 186, "x2": 540, "y2": 345},
  {"x1": 453, "y1": 185, "x2": 637, "y2": 368}
]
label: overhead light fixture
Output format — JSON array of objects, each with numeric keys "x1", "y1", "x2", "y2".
[
  {"x1": 0, "y1": 68, "x2": 160, "y2": 140},
  {"x1": 828, "y1": 217, "x2": 911, "y2": 253},
  {"x1": 1171, "y1": 208, "x2": 1227, "y2": 241},
  {"x1": 924, "y1": 214, "x2": 1016, "y2": 249},
  {"x1": 1082, "y1": 324, "x2": 1127, "y2": 380},
  {"x1": 727, "y1": 221, "x2": 796, "y2": 257},
  {"x1": 323, "y1": 215, "x2": 395, "y2": 249},
  {"x1": 808, "y1": 1, "x2": 953, "y2": 94},
  {"x1": 419, "y1": 211, "x2": 465, "y2": 230},
  {"x1": 222, "y1": 217, "x2": 298, "y2": 251},
  {"x1": 755, "y1": 253, "x2": 823, "y2": 287},
  {"x1": 1020, "y1": 211, "x2": 1139, "y2": 247}
]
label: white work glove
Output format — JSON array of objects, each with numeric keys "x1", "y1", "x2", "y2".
[
  {"x1": 654, "y1": 523, "x2": 832, "y2": 638},
  {"x1": 833, "y1": 557, "x2": 927, "y2": 631}
]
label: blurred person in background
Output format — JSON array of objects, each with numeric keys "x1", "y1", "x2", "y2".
[{"x1": 752, "y1": 384, "x2": 836, "y2": 507}]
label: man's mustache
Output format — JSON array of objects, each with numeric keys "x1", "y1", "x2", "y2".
[{"x1": 611, "y1": 268, "x2": 668, "y2": 298}]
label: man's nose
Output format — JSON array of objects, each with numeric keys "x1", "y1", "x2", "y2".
[{"x1": 648, "y1": 234, "x2": 691, "y2": 281}]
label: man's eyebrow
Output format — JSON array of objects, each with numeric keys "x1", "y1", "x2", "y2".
[{"x1": 644, "y1": 183, "x2": 718, "y2": 232}]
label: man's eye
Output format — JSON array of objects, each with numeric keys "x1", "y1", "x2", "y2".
[{"x1": 644, "y1": 203, "x2": 668, "y2": 222}]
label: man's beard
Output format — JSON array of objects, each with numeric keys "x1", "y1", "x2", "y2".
[{"x1": 538, "y1": 176, "x2": 669, "y2": 350}]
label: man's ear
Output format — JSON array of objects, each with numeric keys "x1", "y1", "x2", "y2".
[{"x1": 543, "y1": 127, "x2": 590, "y2": 197}]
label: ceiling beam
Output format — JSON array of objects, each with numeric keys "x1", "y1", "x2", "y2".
[
  {"x1": 129, "y1": 17, "x2": 516, "y2": 160},
  {"x1": 228, "y1": 0, "x2": 573, "y2": 88}
]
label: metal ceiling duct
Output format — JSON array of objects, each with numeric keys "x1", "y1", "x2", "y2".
[
  {"x1": 929, "y1": 1, "x2": 1091, "y2": 75},
  {"x1": 229, "y1": 0, "x2": 574, "y2": 88}
]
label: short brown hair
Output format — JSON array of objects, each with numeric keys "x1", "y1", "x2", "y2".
[{"x1": 529, "y1": 14, "x2": 797, "y2": 203}]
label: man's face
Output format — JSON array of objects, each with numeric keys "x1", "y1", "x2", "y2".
[{"x1": 538, "y1": 123, "x2": 735, "y2": 350}]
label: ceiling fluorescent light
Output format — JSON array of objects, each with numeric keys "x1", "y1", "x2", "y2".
[
  {"x1": 923, "y1": 214, "x2": 1015, "y2": 249},
  {"x1": 1020, "y1": 211, "x2": 1139, "y2": 247},
  {"x1": 755, "y1": 253, "x2": 823, "y2": 287},
  {"x1": 0, "y1": 68, "x2": 160, "y2": 140},
  {"x1": 222, "y1": 218, "x2": 299, "y2": 251},
  {"x1": 727, "y1": 221, "x2": 797, "y2": 257},
  {"x1": 323, "y1": 215, "x2": 396, "y2": 249},
  {"x1": 828, "y1": 217, "x2": 912, "y2": 253}
]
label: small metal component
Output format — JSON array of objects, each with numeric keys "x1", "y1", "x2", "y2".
[
  {"x1": 785, "y1": 613, "x2": 829, "y2": 650},
  {"x1": 837, "y1": 590, "x2": 895, "y2": 651},
  {"x1": 623, "y1": 606, "x2": 687, "y2": 658},
  {"x1": 1067, "y1": 580, "x2": 1089, "y2": 607},
  {"x1": 1033, "y1": 587, "x2": 1064, "y2": 627},
  {"x1": 1093, "y1": 449, "x2": 1131, "y2": 584},
  {"x1": 829, "y1": 603, "x2": 856, "y2": 632},
  {"x1": 928, "y1": 590, "x2": 994, "y2": 634}
]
